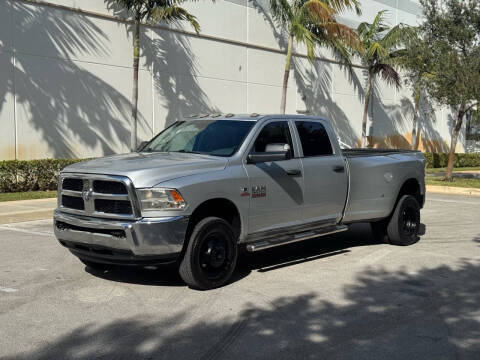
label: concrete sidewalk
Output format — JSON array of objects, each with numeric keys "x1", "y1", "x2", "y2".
[
  {"x1": 0, "y1": 198, "x2": 56, "y2": 224},
  {"x1": 426, "y1": 185, "x2": 480, "y2": 197}
]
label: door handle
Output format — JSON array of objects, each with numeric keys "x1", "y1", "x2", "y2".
[
  {"x1": 333, "y1": 165, "x2": 345, "y2": 173},
  {"x1": 285, "y1": 169, "x2": 302, "y2": 176}
]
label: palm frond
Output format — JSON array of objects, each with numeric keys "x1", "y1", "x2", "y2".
[
  {"x1": 360, "y1": 10, "x2": 388, "y2": 42},
  {"x1": 324, "y1": 0, "x2": 361, "y2": 15},
  {"x1": 356, "y1": 21, "x2": 370, "y2": 39},
  {"x1": 326, "y1": 36, "x2": 354, "y2": 65},
  {"x1": 291, "y1": 21, "x2": 317, "y2": 61},
  {"x1": 270, "y1": 0, "x2": 294, "y2": 26},
  {"x1": 322, "y1": 21, "x2": 361, "y2": 51},
  {"x1": 372, "y1": 63, "x2": 401, "y2": 88},
  {"x1": 367, "y1": 41, "x2": 388, "y2": 60},
  {"x1": 381, "y1": 23, "x2": 415, "y2": 50},
  {"x1": 151, "y1": 5, "x2": 200, "y2": 33},
  {"x1": 301, "y1": 0, "x2": 336, "y2": 24}
]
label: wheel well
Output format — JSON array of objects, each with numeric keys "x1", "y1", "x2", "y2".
[
  {"x1": 185, "y1": 198, "x2": 241, "y2": 242},
  {"x1": 397, "y1": 178, "x2": 423, "y2": 208}
]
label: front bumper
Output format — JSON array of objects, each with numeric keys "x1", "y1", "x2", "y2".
[{"x1": 53, "y1": 209, "x2": 189, "y2": 265}]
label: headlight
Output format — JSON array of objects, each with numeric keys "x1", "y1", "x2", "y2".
[{"x1": 137, "y1": 188, "x2": 187, "y2": 211}]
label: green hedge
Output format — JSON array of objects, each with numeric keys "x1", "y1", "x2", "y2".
[
  {"x1": 0, "y1": 159, "x2": 86, "y2": 193},
  {"x1": 425, "y1": 153, "x2": 480, "y2": 168}
]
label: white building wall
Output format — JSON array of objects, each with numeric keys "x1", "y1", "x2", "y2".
[{"x1": 0, "y1": 0, "x2": 463, "y2": 160}]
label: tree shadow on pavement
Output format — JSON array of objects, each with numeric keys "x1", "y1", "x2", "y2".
[{"x1": 9, "y1": 256, "x2": 480, "y2": 359}]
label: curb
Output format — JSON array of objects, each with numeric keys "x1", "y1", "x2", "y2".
[
  {"x1": 0, "y1": 197, "x2": 57, "y2": 206},
  {"x1": 0, "y1": 210, "x2": 54, "y2": 225},
  {"x1": 426, "y1": 185, "x2": 480, "y2": 197},
  {"x1": 0, "y1": 198, "x2": 57, "y2": 225}
]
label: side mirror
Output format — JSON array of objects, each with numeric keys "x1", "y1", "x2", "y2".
[
  {"x1": 248, "y1": 143, "x2": 290, "y2": 163},
  {"x1": 136, "y1": 141, "x2": 149, "y2": 152}
]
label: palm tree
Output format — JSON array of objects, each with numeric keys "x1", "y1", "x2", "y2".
[
  {"x1": 400, "y1": 30, "x2": 433, "y2": 150},
  {"x1": 112, "y1": 0, "x2": 200, "y2": 151},
  {"x1": 356, "y1": 10, "x2": 413, "y2": 147},
  {"x1": 269, "y1": 0, "x2": 362, "y2": 114}
]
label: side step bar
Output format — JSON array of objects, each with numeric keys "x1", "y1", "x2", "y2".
[{"x1": 246, "y1": 225, "x2": 348, "y2": 252}]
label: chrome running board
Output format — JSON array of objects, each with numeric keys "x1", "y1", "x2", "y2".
[{"x1": 246, "y1": 225, "x2": 348, "y2": 252}]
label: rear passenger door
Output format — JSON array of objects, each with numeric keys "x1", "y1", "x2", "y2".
[{"x1": 295, "y1": 120, "x2": 348, "y2": 225}]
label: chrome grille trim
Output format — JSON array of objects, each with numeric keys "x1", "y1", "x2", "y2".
[
  {"x1": 58, "y1": 173, "x2": 141, "y2": 220},
  {"x1": 62, "y1": 189, "x2": 83, "y2": 197}
]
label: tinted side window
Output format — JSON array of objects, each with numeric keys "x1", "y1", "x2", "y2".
[
  {"x1": 253, "y1": 121, "x2": 294, "y2": 157},
  {"x1": 295, "y1": 121, "x2": 333, "y2": 157}
]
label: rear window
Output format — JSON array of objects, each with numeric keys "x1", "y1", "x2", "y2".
[{"x1": 295, "y1": 121, "x2": 333, "y2": 157}]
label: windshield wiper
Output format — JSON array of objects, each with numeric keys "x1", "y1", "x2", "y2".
[{"x1": 173, "y1": 150, "x2": 206, "y2": 155}]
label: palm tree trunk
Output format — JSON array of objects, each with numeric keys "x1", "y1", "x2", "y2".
[
  {"x1": 130, "y1": 19, "x2": 140, "y2": 151},
  {"x1": 361, "y1": 73, "x2": 373, "y2": 148},
  {"x1": 445, "y1": 106, "x2": 465, "y2": 181},
  {"x1": 411, "y1": 79, "x2": 421, "y2": 150},
  {"x1": 280, "y1": 34, "x2": 294, "y2": 114},
  {"x1": 369, "y1": 89, "x2": 374, "y2": 147}
]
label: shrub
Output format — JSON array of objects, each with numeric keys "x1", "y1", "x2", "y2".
[
  {"x1": 424, "y1": 153, "x2": 480, "y2": 168},
  {"x1": 0, "y1": 159, "x2": 87, "y2": 193}
]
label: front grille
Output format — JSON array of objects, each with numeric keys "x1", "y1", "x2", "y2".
[
  {"x1": 95, "y1": 199, "x2": 132, "y2": 215},
  {"x1": 93, "y1": 180, "x2": 127, "y2": 194},
  {"x1": 63, "y1": 178, "x2": 83, "y2": 191},
  {"x1": 62, "y1": 195, "x2": 85, "y2": 210},
  {"x1": 60, "y1": 175, "x2": 135, "y2": 218}
]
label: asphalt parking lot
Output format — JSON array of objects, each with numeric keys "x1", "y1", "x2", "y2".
[{"x1": 1, "y1": 193, "x2": 479, "y2": 360}]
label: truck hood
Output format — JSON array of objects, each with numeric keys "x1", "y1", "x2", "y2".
[{"x1": 63, "y1": 152, "x2": 228, "y2": 188}]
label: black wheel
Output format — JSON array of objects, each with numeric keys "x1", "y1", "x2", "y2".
[
  {"x1": 371, "y1": 219, "x2": 389, "y2": 243},
  {"x1": 387, "y1": 195, "x2": 421, "y2": 246},
  {"x1": 179, "y1": 217, "x2": 238, "y2": 290},
  {"x1": 79, "y1": 258, "x2": 113, "y2": 272}
]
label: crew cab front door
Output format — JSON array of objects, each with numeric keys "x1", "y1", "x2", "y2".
[{"x1": 244, "y1": 120, "x2": 304, "y2": 234}]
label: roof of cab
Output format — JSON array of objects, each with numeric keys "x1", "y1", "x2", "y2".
[{"x1": 185, "y1": 113, "x2": 326, "y2": 121}]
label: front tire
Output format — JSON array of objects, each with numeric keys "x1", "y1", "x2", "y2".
[
  {"x1": 387, "y1": 195, "x2": 421, "y2": 246},
  {"x1": 179, "y1": 217, "x2": 238, "y2": 290}
]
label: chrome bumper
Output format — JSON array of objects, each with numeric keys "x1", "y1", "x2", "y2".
[{"x1": 53, "y1": 209, "x2": 189, "y2": 257}]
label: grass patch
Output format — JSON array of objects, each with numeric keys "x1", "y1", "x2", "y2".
[
  {"x1": 426, "y1": 166, "x2": 480, "y2": 174},
  {"x1": 0, "y1": 191, "x2": 57, "y2": 202},
  {"x1": 426, "y1": 177, "x2": 480, "y2": 188}
]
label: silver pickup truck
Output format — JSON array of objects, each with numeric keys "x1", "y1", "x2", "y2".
[{"x1": 54, "y1": 114, "x2": 425, "y2": 289}]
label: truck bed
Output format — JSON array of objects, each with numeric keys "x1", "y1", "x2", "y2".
[
  {"x1": 341, "y1": 148, "x2": 425, "y2": 224},
  {"x1": 342, "y1": 148, "x2": 421, "y2": 158}
]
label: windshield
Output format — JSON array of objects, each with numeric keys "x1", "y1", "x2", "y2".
[{"x1": 143, "y1": 120, "x2": 255, "y2": 157}]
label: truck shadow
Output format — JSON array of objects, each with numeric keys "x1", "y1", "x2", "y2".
[
  {"x1": 235, "y1": 223, "x2": 376, "y2": 277},
  {"x1": 85, "y1": 264, "x2": 185, "y2": 287},
  {"x1": 87, "y1": 223, "x2": 399, "y2": 287}
]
